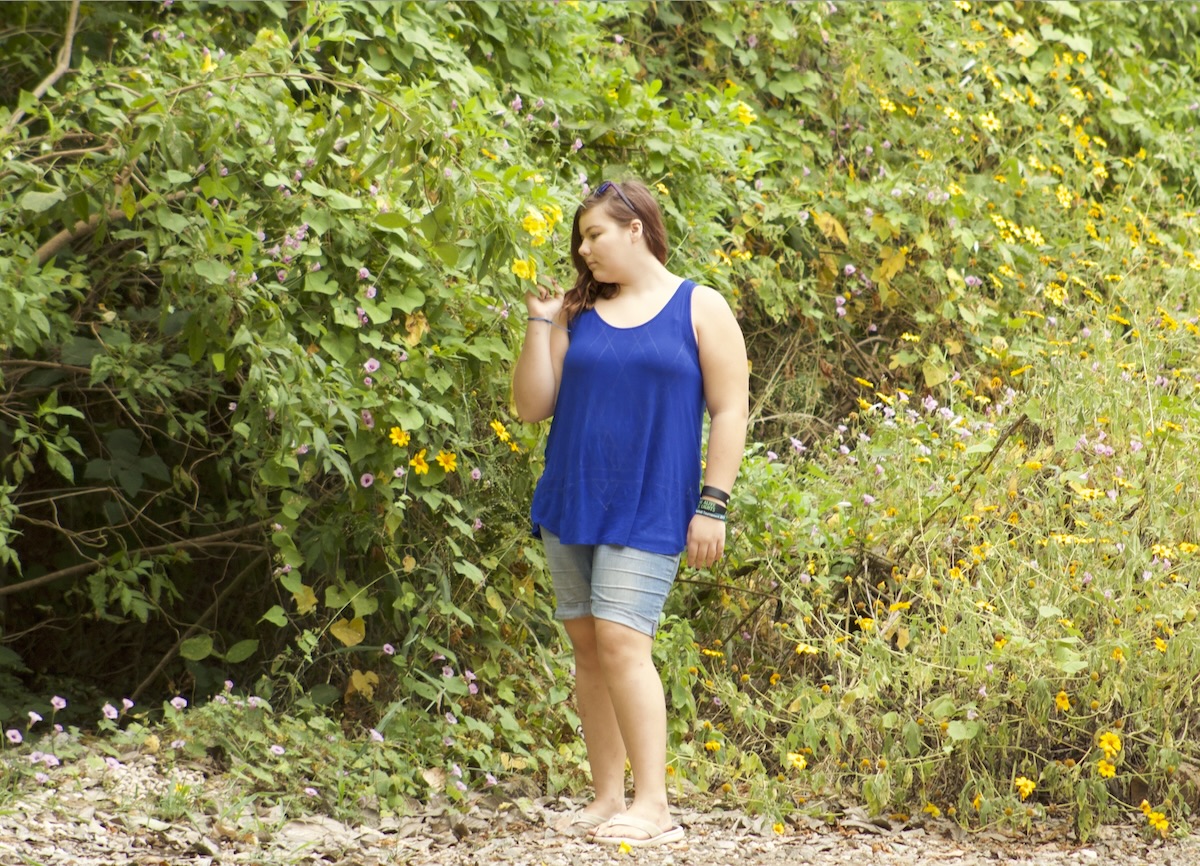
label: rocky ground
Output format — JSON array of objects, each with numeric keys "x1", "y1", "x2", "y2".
[{"x1": 3, "y1": 752, "x2": 1200, "y2": 865}]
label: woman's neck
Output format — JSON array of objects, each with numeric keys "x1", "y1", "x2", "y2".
[{"x1": 612, "y1": 257, "x2": 676, "y2": 296}]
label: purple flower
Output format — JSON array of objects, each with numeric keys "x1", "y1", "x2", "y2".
[
  {"x1": 370, "y1": 728, "x2": 384, "y2": 742},
  {"x1": 5, "y1": 730, "x2": 21, "y2": 745},
  {"x1": 105, "y1": 757, "x2": 122, "y2": 769},
  {"x1": 766, "y1": 450, "x2": 778, "y2": 462},
  {"x1": 393, "y1": 467, "x2": 406, "y2": 478},
  {"x1": 28, "y1": 711, "x2": 42, "y2": 725},
  {"x1": 171, "y1": 696, "x2": 188, "y2": 711},
  {"x1": 51, "y1": 696, "x2": 66, "y2": 711},
  {"x1": 270, "y1": 745, "x2": 285, "y2": 756},
  {"x1": 446, "y1": 712, "x2": 458, "y2": 725},
  {"x1": 379, "y1": 644, "x2": 395, "y2": 657},
  {"x1": 277, "y1": 270, "x2": 287, "y2": 282},
  {"x1": 363, "y1": 377, "x2": 373, "y2": 387},
  {"x1": 790, "y1": 437, "x2": 806, "y2": 454},
  {"x1": 364, "y1": 358, "x2": 381, "y2": 373},
  {"x1": 304, "y1": 787, "x2": 319, "y2": 797},
  {"x1": 863, "y1": 494, "x2": 876, "y2": 505},
  {"x1": 455, "y1": 780, "x2": 468, "y2": 792},
  {"x1": 361, "y1": 409, "x2": 375, "y2": 429},
  {"x1": 171, "y1": 740, "x2": 186, "y2": 749},
  {"x1": 511, "y1": 95, "x2": 522, "y2": 111},
  {"x1": 360, "y1": 473, "x2": 375, "y2": 488},
  {"x1": 358, "y1": 267, "x2": 371, "y2": 280},
  {"x1": 121, "y1": 698, "x2": 134, "y2": 712},
  {"x1": 35, "y1": 772, "x2": 49, "y2": 784},
  {"x1": 365, "y1": 284, "x2": 377, "y2": 299},
  {"x1": 571, "y1": 138, "x2": 583, "y2": 152},
  {"x1": 473, "y1": 518, "x2": 483, "y2": 530},
  {"x1": 442, "y1": 665, "x2": 454, "y2": 677},
  {"x1": 486, "y1": 772, "x2": 498, "y2": 786},
  {"x1": 844, "y1": 264, "x2": 857, "y2": 276},
  {"x1": 228, "y1": 402, "x2": 238, "y2": 412},
  {"x1": 470, "y1": 468, "x2": 482, "y2": 481},
  {"x1": 102, "y1": 703, "x2": 118, "y2": 720}
]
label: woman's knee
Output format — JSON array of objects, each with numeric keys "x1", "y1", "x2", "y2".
[
  {"x1": 593, "y1": 618, "x2": 653, "y2": 671},
  {"x1": 564, "y1": 617, "x2": 602, "y2": 669}
]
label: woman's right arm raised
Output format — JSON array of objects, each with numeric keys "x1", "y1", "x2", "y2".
[{"x1": 512, "y1": 283, "x2": 569, "y2": 423}]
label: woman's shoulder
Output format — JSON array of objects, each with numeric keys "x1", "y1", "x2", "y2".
[{"x1": 688, "y1": 282, "x2": 735, "y2": 313}]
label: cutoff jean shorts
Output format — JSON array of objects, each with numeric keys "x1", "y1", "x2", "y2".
[{"x1": 541, "y1": 531, "x2": 681, "y2": 638}]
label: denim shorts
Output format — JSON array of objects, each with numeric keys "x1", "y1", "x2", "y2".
[{"x1": 541, "y1": 531, "x2": 681, "y2": 637}]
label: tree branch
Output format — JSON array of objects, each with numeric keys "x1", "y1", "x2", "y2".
[
  {"x1": 36, "y1": 188, "x2": 191, "y2": 267},
  {"x1": 1, "y1": 0, "x2": 81, "y2": 138},
  {"x1": 0, "y1": 522, "x2": 270, "y2": 597},
  {"x1": 130, "y1": 552, "x2": 267, "y2": 702}
]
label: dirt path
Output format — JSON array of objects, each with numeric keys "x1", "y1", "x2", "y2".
[{"x1": 4, "y1": 753, "x2": 1200, "y2": 865}]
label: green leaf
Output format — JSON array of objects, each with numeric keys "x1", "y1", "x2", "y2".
[
  {"x1": 179, "y1": 635, "x2": 214, "y2": 661},
  {"x1": 225, "y1": 639, "x2": 259, "y2": 664},
  {"x1": 261, "y1": 605, "x2": 288, "y2": 627},
  {"x1": 946, "y1": 720, "x2": 980, "y2": 741},
  {"x1": 195, "y1": 260, "x2": 231, "y2": 285},
  {"x1": 18, "y1": 190, "x2": 66, "y2": 212}
]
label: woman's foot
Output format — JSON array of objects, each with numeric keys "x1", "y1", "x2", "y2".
[
  {"x1": 590, "y1": 804, "x2": 677, "y2": 844},
  {"x1": 590, "y1": 811, "x2": 684, "y2": 847},
  {"x1": 553, "y1": 801, "x2": 624, "y2": 837}
]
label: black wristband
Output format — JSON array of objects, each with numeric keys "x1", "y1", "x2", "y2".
[
  {"x1": 700, "y1": 485, "x2": 730, "y2": 504},
  {"x1": 695, "y1": 499, "x2": 728, "y2": 521}
]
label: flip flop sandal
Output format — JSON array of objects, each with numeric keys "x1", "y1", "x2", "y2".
[
  {"x1": 591, "y1": 815, "x2": 686, "y2": 847},
  {"x1": 555, "y1": 812, "x2": 609, "y2": 837}
]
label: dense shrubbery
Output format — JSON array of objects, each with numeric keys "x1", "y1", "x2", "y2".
[{"x1": 2, "y1": 0, "x2": 1199, "y2": 840}]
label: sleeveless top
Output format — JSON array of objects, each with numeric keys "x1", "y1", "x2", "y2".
[{"x1": 531, "y1": 279, "x2": 704, "y2": 555}]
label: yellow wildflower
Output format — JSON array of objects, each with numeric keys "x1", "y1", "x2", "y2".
[
  {"x1": 521, "y1": 212, "x2": 548, "y2": 236},
  {"x1": 735, "y1": 101, "x2": 757, "y2": 126},
  {"x1": 409, "y1": 449, "x2": 429, "y2": 475},
  {"x1": 795, "y1": 643, "x2": 819, "y2": 656},
  {"x1": 787, "y1": 752, "x2": 808, "y2": 770},
  {"x1": 1098, "y1": 731, "x2": 1122, "y2": 759},
  {"x1": 490, "y1": 419, "x2": 511, "y2": 443},
  {"x1": 772, "y1": 822, "x2": 786, "y2": 835},
  {"x1": 979, "y1": 111, "x2": 1000, "y2": 132},
  {"x1": 435, "y1": 450, "x2": 457, "y2": 473},
  {"x1": 923, "y1": 803, "x2": 941, "y2": 818},
  {"x1": 1055, "y1": 691, "x2": 1070, "y2": 712},
  {"x1": 1111, "y1": 647, "x2": 1126, "y2": 664},
  {"x1": 704, "y1": 740, "x2": 722, "y2": 752},
  {"x1": 511, "y1": 257, "x2": 537, "y2": 281},
  {"x1": 1097, "y1": 760, "x2": 1116, "y2": 778},
  {"x1": 389, "y1": 427, "x2": 410, "y2": 447},
  {"x1": 1015, "y1": 776, "x2": 1036, "y2": 800}
]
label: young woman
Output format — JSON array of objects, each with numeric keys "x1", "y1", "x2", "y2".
[{"x1": 512, "y1": 179, "x2": 749, "y2": 847}]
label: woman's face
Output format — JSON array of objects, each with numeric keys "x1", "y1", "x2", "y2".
[{"x1": 577, "y1": 206, "x2": 639, "y2": 284}]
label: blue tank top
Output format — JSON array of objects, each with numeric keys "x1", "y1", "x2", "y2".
[{"x1": 531, "y1": 279, "x2": 704, "y2": 555}]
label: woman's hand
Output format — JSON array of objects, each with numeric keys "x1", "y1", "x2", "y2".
[
  {"x1": 525, "y1": 275, "x2": 565, "y2": 320},
  {"x1": 686, "y1": 513, "x2": 726, "y2": 569}
]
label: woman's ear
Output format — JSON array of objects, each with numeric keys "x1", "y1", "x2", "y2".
[{"x1": 628, "y1": 218, "x2": 644, "y2": 240}]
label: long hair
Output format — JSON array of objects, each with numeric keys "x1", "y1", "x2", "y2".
[{"x1": 562, "y1": 180, "x2": 669, "y2": 322}]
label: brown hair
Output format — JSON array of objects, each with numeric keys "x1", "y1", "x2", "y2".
[{"x1": 562, "y1": 180, "x2": 669, "y2": 322}]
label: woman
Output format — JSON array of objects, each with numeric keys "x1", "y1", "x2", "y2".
[{"x1": 512, "y1": 179, "x2": 749, "y2": 847}]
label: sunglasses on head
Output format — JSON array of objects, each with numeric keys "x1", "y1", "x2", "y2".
[{"x1": 592, "y1": 180, "x2": 640, "y2": 217}]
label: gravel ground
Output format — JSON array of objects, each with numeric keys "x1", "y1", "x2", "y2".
[{"x1": 4, "y1": 752, "x2": 1200, "y2": 865}]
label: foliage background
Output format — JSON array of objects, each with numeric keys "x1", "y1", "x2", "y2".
[{"x1": 1, "y1": 0, "x2": 1199, "y2": 840}]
